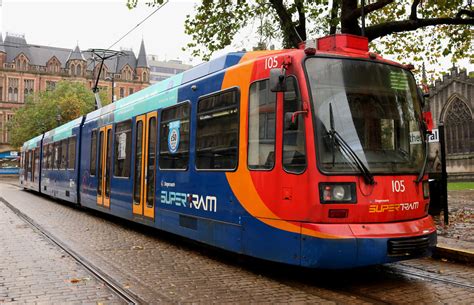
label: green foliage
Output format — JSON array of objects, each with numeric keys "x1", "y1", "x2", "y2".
[
  {"x1": 128, "y1": 0, "x2": 472, "y2": 77},
  {"x1": 368, "y1": 0, "x2": 473, "y2": 79},
  {"x1": 7, "y1": 81, "x2": 107, "y2": 148}
]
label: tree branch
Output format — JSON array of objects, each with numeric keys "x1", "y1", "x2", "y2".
[
  {"x1": 456, "y1": 9, "x2": 474, "y2": 18},
  {"x1": 295, "y1": 0, "x2": 307, "y2": 42},
  {"x1": 345, "y1": 0, "x2": 394, "y2": 21},
  {"x1": 366, "y1": 16, "x2": 474, "y2": 41},
  {"x1": 329, "y1": 0, "x2": 340, "y2": 34},
  {"x1": 410, "y1": 0, "x2": 421, "y2": 20},
  {"x1": 268, "y1": 0, "x2": 302, "y2": 47}
]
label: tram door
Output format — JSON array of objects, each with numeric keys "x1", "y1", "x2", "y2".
[
  {"x1": 97, "y1": 125, "x2": 113, "y2": 208},
  {"x1": 133, "y1": 112, "x2": 157, "y2": 219}
]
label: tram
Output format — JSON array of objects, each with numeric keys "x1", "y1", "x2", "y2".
[{"x1": 19, "y1": 34, "x2": 436, "y2": 269}]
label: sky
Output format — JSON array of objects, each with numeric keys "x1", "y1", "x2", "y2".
[
  {"x1": 0, "y1": 0, "x2": 472, "y2": 76},
  {"x1": 0, "y1": 0, "x2": 205, "y2": 65}
]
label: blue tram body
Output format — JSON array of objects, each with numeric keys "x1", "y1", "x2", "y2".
[{"x1": 19, "y1": 41, "x2": 437, "y2": 269}]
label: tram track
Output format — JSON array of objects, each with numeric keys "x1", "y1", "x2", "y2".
[
  {"x1": 390, "y1": 262, "x2": 474, "y2": 290},
  {"x1": 0, "y1": 196, "x2": 143, "y2": 305}
]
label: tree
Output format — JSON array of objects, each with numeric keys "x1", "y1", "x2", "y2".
[
  {"x1": 127, "y1": 0, "x2": 473, "y2": 68},
  {"x1": 7, "y1": 81, "x2": 108, "y2": 148}
]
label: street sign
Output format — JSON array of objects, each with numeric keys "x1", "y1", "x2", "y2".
[{"x1": 428, "y1": 129, "x2": 439, "y2": 143}]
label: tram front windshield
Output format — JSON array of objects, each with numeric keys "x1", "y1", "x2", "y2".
[{"x1": 306, "y1": 57, "x2": 424, "y2": 174}]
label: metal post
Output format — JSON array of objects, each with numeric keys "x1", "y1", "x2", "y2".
[
  {"x1": 361, "y1": 0, "x2": 365, "y2": 37},
  {"x1": 438, "y1": 122, "x2": 449, "y2": 225}
]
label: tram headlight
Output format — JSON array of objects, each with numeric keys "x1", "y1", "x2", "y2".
[{"x1": 319, "y1": 183, "x2": 356, "y2": 203}]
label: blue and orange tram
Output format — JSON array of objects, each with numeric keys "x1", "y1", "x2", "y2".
[{"x1": 20, "y1": 34, "x2": 436, "y2": 269}]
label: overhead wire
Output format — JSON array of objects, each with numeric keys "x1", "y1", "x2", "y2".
[{"x1": 107, "y1": 0, "x2": 169, "y2": 50}]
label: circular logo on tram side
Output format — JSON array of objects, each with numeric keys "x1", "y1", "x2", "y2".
[{"x1": 168, "y1": 120, "x2": 181, "y2": 154}]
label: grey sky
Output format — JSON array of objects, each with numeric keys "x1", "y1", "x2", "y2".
[
  {"x1": 0, "y1": 0, "x2": 471, "y2": 75},
  {"x1": 1, "y1": 0, "x2": 202, "y2": 64}
]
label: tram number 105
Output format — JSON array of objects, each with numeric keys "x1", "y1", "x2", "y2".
[
  {"x1": 265, "y1": 56, "x2": 279, "y2": 70},
  {"x1": 391, "y1": 180, "x2": 405, "y2": 193}
]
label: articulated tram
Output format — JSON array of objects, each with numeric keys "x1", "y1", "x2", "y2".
[{"x1": 20, "y1": 34, "x2": 436, "y2": 269}]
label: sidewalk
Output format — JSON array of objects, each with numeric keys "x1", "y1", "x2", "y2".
[
  {"x1": 0, "y1": 192, "x2": 123, "y2": 304},
  {"x1": 433, "y1": 189, "x2": 474, "y2": 263}
]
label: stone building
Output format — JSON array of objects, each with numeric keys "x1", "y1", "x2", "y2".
[
  {"x1": 0, "y1": 33, "x2": 150, "y2": 152},
  {"x1": 428, "y1": 65, "x2": 473, "y2": 180}
]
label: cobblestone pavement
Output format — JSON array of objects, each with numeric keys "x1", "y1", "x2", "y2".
[
  {"x1": 435, "y1": 190, "x2": 474, "y2": 243},
  {"x1": 1, "y1": 180, "x2": 474, "y2": 304},
  {"x1": 0, "y1": 191, "x2": 123, "y2": 304}
]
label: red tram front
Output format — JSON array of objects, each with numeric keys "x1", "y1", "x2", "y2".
[{"x1": 230, "y1": 34, "x2": 436, "y2": 268}]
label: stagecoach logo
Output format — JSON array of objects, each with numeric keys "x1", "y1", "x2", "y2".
[
  {"x1": 368, "y1": 201, "x2": 420, "y2": 213},
  {"x1": 168, "y1": 120, "x2": 180, "y2": 154}
]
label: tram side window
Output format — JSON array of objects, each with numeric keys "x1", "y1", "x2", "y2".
[
  {"x1": 60, "y1": 139, "x2": 67, "y2": 169},
  {"x1": 42, "y1": 146, "x2": 47, "y2": 169},
  {"x1": 42, "y1": 146, "x2": 46, "y2": 169},
  {"x1": 159, "y1": 103, "x2": 190, "y2": 170},
  {"x1": 283, "y1": 76, "x2": 307, "y2": 173},
  {"x1": 248, "y1": 80, "x2": 276, "y2": 170},
  {"x1": 28, "y1": 150, "x2": 33, "y2": 175},
  {"x1": 196, "y1": 89, "x2": 239, "y2": 170},
  {"x1": 68, "y1": 137, "x2": 76, "y2": 170},
  {"x1": 90, "y1": 130, "x2": 97, "y2": 176},
  {"x1": 48, "y1": 144, "x2": 53, "y2": 169},
  {"x1": 34, "y1": 147, "x2": 40, "y2": 173},
  {"x1": 114, "y1": 120, "x2": 132, "y2": 177},
  {"x1": 24, "y1": 151, "x2": 29, "y2": 179},
  {"x1": 26, "y1": 151, "x2": 30, "y2": 174},
  {"x1": 54, "y1": 142, "x2": 61, "y2": 169}
]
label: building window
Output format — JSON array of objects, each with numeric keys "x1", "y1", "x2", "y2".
[
  {"x1": 101, "y1": 67, "x2": 107, "y2": 79},
  {"x1": 445, "y1": 98, "x2": 473, "y2": 154},
  {"x1": 142, "y1": 71, "x2": 148, "y2": 82},
  {"x1": 46, "y1": 81, "x2": 57, "y2": 91},
  {"x1": 129, "y1": 88, "x2": 134, "y2": 95},
  {"x1": 15, "y1": 55, "x2": 28, "y2": 71},
  {"x1": 0, "y1": 113, "x2": 4, "y2": 143},
  {"x1": 76, "y1": 65, "x2": 82, "y2": 76},
  {"x1": 24, "y1": 79, "x2": 34, "y2": 102},
  {"x1": 282, "y1": 77, "x2": 306, "y2": 173},
  {"x1": 48, "y1": 57, "x2": 60, "y2": 73},
  {"x1": 196, "y1": 88, "x2": 239, "y2": 170},
  {"x1": 114, "y1": 120, "x2": 132, "y2": 177},
  {"x1": 70, "y1": 63, "x2": 76, "y2": 76},
  {"x1": 248, "y1": 80, "x2": 276, "y2": 170},
  {"x1": 159, "y1": 103, "x2": 190, "y2": 170},
  {"x1": 119, "y1": 87, "x2": 124, "y2": 98},
  {"x1": 8, "y1": 78, "x2": 19, "y2": 102}
]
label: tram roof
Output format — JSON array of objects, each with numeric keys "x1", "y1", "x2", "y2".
[
  {"x1": 43, "y1": 116, "x2": 83, "y2": 142},
  {"x1": 22, "y1": 133, "x2": 43, "y2": 150},
  {"x1": 84, "y1": 51, "x2": 249, "y2": 123}
]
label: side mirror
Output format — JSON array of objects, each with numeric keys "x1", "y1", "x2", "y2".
[
  {"x1": 270, "y1": 68, "x2": 287, "y2": 92},
  {"x1": 423, "y1": 111, "x2": 433, "y2": 134}
]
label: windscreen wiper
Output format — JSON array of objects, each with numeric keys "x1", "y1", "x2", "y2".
[{"x1": 328, "y1": 103, "x2": 375, "y2": 185}]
